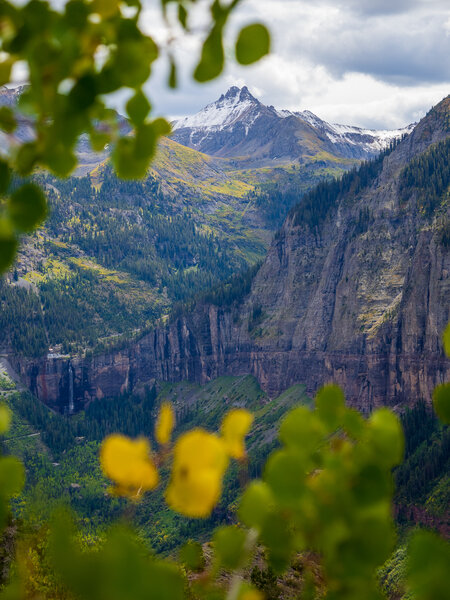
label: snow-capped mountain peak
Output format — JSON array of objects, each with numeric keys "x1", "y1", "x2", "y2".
[
  {"x1": 171, "y1": 86, "x2": 415, "y2": 162},
  {"x1": 172, "y1": 86, "x2": 261, "y2": 131}
]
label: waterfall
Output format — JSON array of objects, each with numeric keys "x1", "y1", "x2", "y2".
[{"x1": 68, "y1": 364, "x2": 74, "y2": 415}]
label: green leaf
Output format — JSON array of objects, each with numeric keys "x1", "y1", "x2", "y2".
[
  {"x1": 17, "y1": 89, "x2": 35, "y2": 117},
  {"x1": 44, "y1": 145, "x2": 77, "y2": 177},
  {"x1": 179, "y1": 541, "x2": 204, "y2": 572},
  {"x1": 50, "y1": 518, "x2": 184, "y2": 600},
  {"x1": 92, "y1": 0, "x2": 120, "y2": 18},
  {"x1": 337, "y1": 516, "x2": 394, "y2": 574},
  {"x1": 22, "y1": 0, "x2": 51, "y2": 31},
  {"x1": 15, "y1": 142, "x2": 38, "y2": 176},
  {"x1": 315, "y1": 384, "x2": 346, "y2": 430},
  {"x1": 134, "y1": 121, "x2": 169, "y2": 159},
  {"x1": 238, "y1": 481, "x2": 273, "y2": 529},
  {"x1": 260, "y1": 512, "x2": 293, "y2": 573},
  {"x1": 352, "y1": 464, "x2": 391, "y2": 506},
  {"x1": 151, "y1": 118, "x2": 171, "y2": 136},
  {"x1": 0, "y1": 160, "x2": 11, "y2": 195},
  {"x1": 178, "y1": 4, "x2": 187, "y2": 29},
  {"x1": 0, "y1": 58, "x2": 13, "y2": 87},
  {"x1": 0, "y1": 404, "x2": 11, "y2": 434},
  {"x1": 0, "y1": 456, "x2": 25, "y2": 498},
  {"x1": 443, "y1": 322, "x2": 450, "y2": 357},
  {"x1": 279, "y1": 406, "x2": 326, "y2": 454},
  {"x1": 114, "y1": 38, "x2": 158, "y2": 88},
  {"x1": 112, "y1": 137, "x2": 150, "y2": 180},
  {"x1": 89, "y1": 129, "x2": 110, "y2": 152},
  {"x1": 213, "y1": 526, "x2": 247, "y2": 570},
  {"x1": 0, "y1": 219, "x2": 17, "y2": 273},
  {"x1": 433, "y1": 383, "x2": 450, "y2": 425},
  {"x1": 194, "y1": 25, "x2": 224, "y2": 82},
  {"x1": 64, "y1": 0, "x2": 90, "y2": 29},
  {"x1": 8, "y1": 183, "x2": 47, "y2": 232},
  {"x1": 68, "y1": 74, "x2": 98, "y2": 111},
  {"x1": 135, "y1": 123, "x2": 157, "y2": 158},
  {"x1": 146, "y1": 561, "x2": 184, "y2": 600},
  {"x1": 0, "y1": 107, "x2": 16, "y2": 133},
  {"x1": 235, "y1": 23, "x2": 270, "y2": 65},
  {"x1": 168, "y1": 58, "x2": 177, "y2": 89},
  {"x1": 342, "y1": 408, "x2": 365, "y2": 440},
  {"x1": 265, "y1": 450, "x2": 306, "y2": 506},
  {"x1": 126, "y1": 90, "x2": 151, "y2": 126},
  {"x1": 407, "y1": 531, "x2": 450, "y2": 600},
  {"x1": 97, "y1": 65, "x2": 122, "y2": 94}
]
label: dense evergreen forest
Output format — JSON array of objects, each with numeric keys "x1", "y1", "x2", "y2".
[
  {"x1": 288, "y1": 141, "x2": 398, "y2": 230},
  {"x1": 399, "y1": 136, "x2": 450, "y2": 216},
  {"x1": 288, "y1": 135, "x2": 449, "y2": 236},
  {"x1": 249, "y1": 164, "x2": 342, "y2": 228},
  {"x1": 395, "y1": 401, "x2": 449, "y2": 526},
  {"x1": 46, "y1": 170, "x2": 243, "y2": 297}
]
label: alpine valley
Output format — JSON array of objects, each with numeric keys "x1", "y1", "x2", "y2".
[
  {"x1": 0, "y1": 84, "x2": 412, "y2": 362},
  {"x1": 2, "y1": 88, "x2": 447, "y2": 415},
  {"x1": 1, "y1": 85, "x2": 449, "y2": 595}
]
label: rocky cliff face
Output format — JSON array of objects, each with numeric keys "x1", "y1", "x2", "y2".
[{"x1": 15, "y1": 97, "x2": 450, "y2": 413}]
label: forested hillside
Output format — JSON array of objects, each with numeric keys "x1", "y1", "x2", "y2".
[
  {"x1": 0, "y1": 84, "x2": 365, "y2": 360},
  {"x1": 1, "y1": 151, "x2": 347, "y2": 358},
  {"x1": 24, "y1": 95, "x2": 448, "y2": 413}
]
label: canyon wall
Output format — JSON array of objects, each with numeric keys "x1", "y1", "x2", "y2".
[{"x1": 14, "y1": 97, "x2": 450, "y2": 413}]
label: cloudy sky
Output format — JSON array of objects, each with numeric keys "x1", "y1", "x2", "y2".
[{"x1": 137, "y1": 0, "x2": 450, "y2": 129}]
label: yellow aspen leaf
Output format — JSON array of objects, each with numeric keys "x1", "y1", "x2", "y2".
[
  {"x1": 240, "y1": 591, "x2": 264, "y2": 600},
  {"x1": 100, "y1": 434, "x2": 158, "y2": 499},
  {"x1": 155, "y1": 402, "x2": 175, "y2": 445},
  {"x1": 221, "y1": 409, "x2": 254, "y2": 459},
  {"x1": 166, "y1": 429, "x2": 229, "y2": 518}
]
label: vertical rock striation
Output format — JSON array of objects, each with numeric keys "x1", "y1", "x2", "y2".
[{"x1": 15, "y1": 97, "x2": 450, "y2": 412}]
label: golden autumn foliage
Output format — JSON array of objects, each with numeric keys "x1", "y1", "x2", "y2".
[
  {"x1": 99, "y1": 406, "x2": 253, "y2": 517},
  {"x1": 100, "y1": 434, "x2": 158, "y2": 498},
  {"x1": 240, "y1": 591, "x2": 264, "y2": 600},
  {"x1": 166, "y1": 429, "x2": 229, "y2": 518},
  {"x1": 155, "y1": 402, "x2": 175, "y2": 445},
  {"x1": 221, "y1": 408, "x2": 254, "y2": 459}
]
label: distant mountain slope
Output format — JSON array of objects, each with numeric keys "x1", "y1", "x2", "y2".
[
  {"x1": 0, "y1": 87, "x2": 352, "y2": 357},
  {"x1": 22, "y1": 95, "x2": 449, "y2": 412},
  {"x1": 172, "y1": 86, "x2": 413, "y2": 163},
  {"x1": 0, "y1": 85, "x2": 411, "y2": 364}
]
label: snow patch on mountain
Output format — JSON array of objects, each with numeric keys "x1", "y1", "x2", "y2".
[
  {"x1": 173, "y1": 86, "x2": 260, "y2": 132},
  {"x1": 276, "y1": 106, "x2": 414, "y2": 153},
  {"x1": 173, "y1": 86, "x2": 414, "y2": 155}
]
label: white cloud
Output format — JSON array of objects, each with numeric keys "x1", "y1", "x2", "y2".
[{"x1": 119, "y1": 0, "x2": 450, "y2": 129}]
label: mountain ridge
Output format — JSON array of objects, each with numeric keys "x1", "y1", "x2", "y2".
[
  {"x1": 16, "y1": 95, "x2": 450, "y2": 413},
  {"x1": 171, "y1": 85, "x2": 414, "y2": 163}
]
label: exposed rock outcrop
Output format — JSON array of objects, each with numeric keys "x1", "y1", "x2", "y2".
[{"x1": 14, "y1": 97, "x2": 450, "y2": 413}]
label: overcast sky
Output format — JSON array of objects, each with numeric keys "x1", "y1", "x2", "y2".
[{"x1": 136, "y1": 0, "x2": 450, "y2": 130}]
